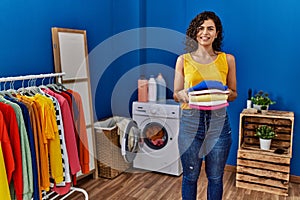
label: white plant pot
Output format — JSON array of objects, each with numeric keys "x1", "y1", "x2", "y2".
[
  {"x1": 259, "y1": 138, "x2": 272, "y2": 150},
  {"x1": 261, "y1": 110, "x2": 268, "y2": 115},
  {"x1": 253, "y1": 104, "x2": 269, "y2": 111}
]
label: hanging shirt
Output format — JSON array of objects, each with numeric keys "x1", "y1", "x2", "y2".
[
  {"x1": 0, "y1": 98, "x2": 33, "y2": 200},
  {"x1": 67, "y1": 89, "x2": 90, "y2": 174},
  {"x1": 0, "y1": 144, "x2": 11, "y2": 200},
  {"x1": 18, "y1": 97, "x2": 42, "y2": 198},
  {"x1": 18, "y1": 95, "x2": 50, "y2": 192},
  {"x1": 34, "y1": 94, "x2": 64, "y2": 185},
  {"x1": 6, "y1": 97, "x2": 40, "y2": 200},
  {"x1": 45, "y1": 94, "x2": 70, "y2": 186},
  {"x1": 0, "y1": 110, "x2": 14, "y2": 184},
  {"x1": 43, "y1": 89, "x2": 81, "y2": 175},
  {"x1": 0, "y1": 101, "x2": 23, "y2": 200}
]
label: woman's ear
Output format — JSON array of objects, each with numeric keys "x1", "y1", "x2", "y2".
[{"x1": 215, "y1": 31, "x2": 219, "y2": 39}]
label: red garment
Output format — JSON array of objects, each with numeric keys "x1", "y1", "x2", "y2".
[
  {"x1": 0, "y1": 109, "x2": 15, "y2": 184},
  {"x1": 67, "y1": 89, "x2": 90, "y2": 174},
  {"x1": 0, "y1": 102, "x2": 23, "y2": 199},
  {"x1": 59, "y1": 91, "x2": 78, "y2": 144},
  {"x1": 54, "y1": 91, "x2": 80, "y2": 185}
]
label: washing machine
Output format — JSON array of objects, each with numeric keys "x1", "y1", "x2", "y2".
[{"x1": 131, "y1": 100, "x2": 182, "y2": 176}]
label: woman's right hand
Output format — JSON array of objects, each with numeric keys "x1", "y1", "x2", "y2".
[{"x1": 175, "y1": 89, "x2": 189, "y2": 103}]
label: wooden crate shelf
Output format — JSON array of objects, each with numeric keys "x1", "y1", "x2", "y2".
[{"x1": 236, "y1": 109, "x2": 294, "y2": 196}]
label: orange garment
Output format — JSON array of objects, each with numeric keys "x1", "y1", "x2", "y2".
[
  {"x1": 19, "y1": 98, "x2": 42, "y2": 199},
  {"x1": 18, "y1": 95, "x2": 50, "y2": 191},
  {"x1": 34, "y1": 94, "x2": 63, "y2": 184},
  {"x1": 32, "y1": 98, "x2": 51, "y2": 191},
  {"x1": 0, "y1": 110, "x2": 14, "y2": 183},
  {"x1": 67, "y1": 90, "x2": 90, "y2": 174}
]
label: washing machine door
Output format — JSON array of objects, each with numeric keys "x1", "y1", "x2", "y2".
[
  {"x1": 142, "y1": 121, "x2": 168, "y2": 150},
  {"x1": 121, "y1": 120, "x2": 140, "y2": 163}
]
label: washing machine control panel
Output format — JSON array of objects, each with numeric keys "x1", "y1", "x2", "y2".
[
  {"x1": 132, "y1": 101, "x2": 180, "y2": 119},
  {"x1": 150, "y1": 106, "x2": 158, "y2": 115}
]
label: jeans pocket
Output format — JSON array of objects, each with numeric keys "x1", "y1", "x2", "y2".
[
  {"x1": 181, "y1": 109, "x2": 195, "y2": 117},
  {"x1": 211, "y1": 108, "x2": 227, "y2": 118}
]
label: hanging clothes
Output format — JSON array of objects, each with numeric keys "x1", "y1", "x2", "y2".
[
  {"x1": 18, "y1": 96, "x2": 42, "y2": 199},
  {"x1": 6, "y1": 97, "x2": 40, "y2": 200},
  {"x1": 42, "y1": 89, "x2": 81, "y2": 175},
  {"x1": 0, "y1": 109, "x2": 15, "y2": 195},
  {"x1": 0, "y1": 97, "x2": 33, "y2": 200},
  {"x1": 67, "y1": 89, "x2": 90, "y2": 174},
  {"x1": 34, "y1": 94, "x2": 64, "y2": 184},
  {"x1": 46, "y1": 94, "x2": 71, "y2": 186},
  {"x1": 0, "y1": 144, "x2": 11, "y2": 200},
  {"x1": 0, "y1": 73, "x2": 89, "y2": 200},
  {"x1": 0, "y1": 101, "x2": 23, "y2": 200},
  {"x1": 18, "y1": 95, "x2": 50, "y2": 195}
]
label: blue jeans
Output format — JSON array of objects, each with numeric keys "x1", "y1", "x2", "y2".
[{"x1": 178, "y1": 108, "x2": 232, "y2": 200}]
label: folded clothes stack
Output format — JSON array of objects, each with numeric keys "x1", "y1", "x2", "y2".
[{"x1": 188, "y1": 80, "x2": 229, "y2": 110}]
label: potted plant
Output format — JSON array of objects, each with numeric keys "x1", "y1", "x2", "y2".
[
  {"x1": 255, "y1": 125, "x2": 276, "y2": 150},
  {"x1": 251, "y1": 90, "x2": 275, "y2": 111}
]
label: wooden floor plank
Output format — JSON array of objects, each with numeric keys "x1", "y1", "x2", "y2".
[{"x1": 66, "y1": 168, "x2": 300, "y2": 200}]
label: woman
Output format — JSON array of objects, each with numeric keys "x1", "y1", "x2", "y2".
[{"x1": 173, "y1": 11, "x2": 237, "y2": 200}]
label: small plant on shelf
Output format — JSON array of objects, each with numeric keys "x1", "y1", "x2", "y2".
[
  {"x1": 255, "y1": 125, "x2": 276, "y2": 139},
  {"x1": 251, "y1": 90, "x2": 275, "y2": 111},
  {"x1": 255, "y1": 125, "x2": 276, "y2": 150}
]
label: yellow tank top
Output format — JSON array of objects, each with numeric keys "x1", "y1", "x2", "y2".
[{"x1": 182, "y1": 52, "x2": 228, "y2": 109}]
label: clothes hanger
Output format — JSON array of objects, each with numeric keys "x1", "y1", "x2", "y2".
[
  {"x1": 0, "y1": 83, "x2": 4, "y2": 97},
  {"x1": 55, "y1": 76, "x2": 67, "y2": 91},
  {"x1": 16, "y1": 79, "x2": 27, "y2": 95},
  {"x1": 5, "y1": 80, "x2": 18, "y2": 98},
  {"x1": 28, "y1": 79, "x2": 41, "y2": 94},
  {"x1": 0, "y1": 81, "x2": 16, "y2": 98},
  {"x1": 46, "y1": 77, "x2": 61, "y2": 93},
  {"x1": 37, "y1": 77, "x2": 47, "y2": 95},
  {"x1": 23, "y1": 79, "x2": 36, "y2": 96}
]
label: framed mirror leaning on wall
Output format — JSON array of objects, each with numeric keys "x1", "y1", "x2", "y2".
[{"x1": 51, "y1": 27, "x2": 97, "y2": 179}]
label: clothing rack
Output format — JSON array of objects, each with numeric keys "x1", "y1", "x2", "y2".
[
  {"x1": 0, "y1": 72, "x2": 88, "y2": 200},
  {"x1": 0, "y1": 72, "x2": 65, "y2": 83}
]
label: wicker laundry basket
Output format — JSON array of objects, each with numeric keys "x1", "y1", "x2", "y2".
[{"x1": 94, "y1": 118, "x2": 132, "y2": 179}]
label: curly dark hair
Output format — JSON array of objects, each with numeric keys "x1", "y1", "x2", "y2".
[{"x1": 185, "y1": 11, "x2": 223, "y2": 53}]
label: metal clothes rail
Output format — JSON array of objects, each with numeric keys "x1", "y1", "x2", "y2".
[
  {"x1": 0, "y1": 72, "x2": 88, "y2": 200},
  {"x1": 0, "y1": 72, "x2": 66, "y2": 83}
]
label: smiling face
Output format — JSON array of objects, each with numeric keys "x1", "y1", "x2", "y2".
[
  {"x1": 185, "y1": 11, "x2": 223, "y2": 52},
  {"x1": 196, "y1": 19, "x2": 218, "y2": 48}
]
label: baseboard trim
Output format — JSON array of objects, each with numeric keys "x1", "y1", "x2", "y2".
[
  {"x1": 225, "y1": 164, "x2": 300, "y2": 184},
  {"x1": 224, "y1": 165, "x2": 236, "y2": 173},
  {"x1": 290, "y1": 175, "x2": 300, "y2": 184}
]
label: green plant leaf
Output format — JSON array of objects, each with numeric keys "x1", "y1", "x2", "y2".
[{"x1": 255, "y1": 125, "x2": 276, "y2": 139}]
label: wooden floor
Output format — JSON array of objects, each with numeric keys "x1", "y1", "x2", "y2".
[{"x1": 67, "y1": 168, "x2": 300, "y2": 200}]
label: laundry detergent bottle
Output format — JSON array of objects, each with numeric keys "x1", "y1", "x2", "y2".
[
  {"x1": 138, "y1": 75, "x2": 148, "y2": 102},
  {"x1": 156, "y1": 73, "x2": 166, "y2": 103},
  {"x1": 148, "y1": 75, "x2": 157, "y2": 102}
]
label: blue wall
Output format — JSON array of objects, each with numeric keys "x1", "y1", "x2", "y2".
[
  {"x1": 1, "y1": 0, "x2": 300, "y2": 176},
  {"x1": 144, "y1": 0, "x2": 300, "y2": 176}
]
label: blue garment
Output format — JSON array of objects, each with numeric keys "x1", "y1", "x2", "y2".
[
  {"x1": 6, "y1": 97, "x2": 39, "y2": 200},
  {"x1": 178, "y1": 108, "x2": 232, "y2": 200},
  {"x1": 188, "y1": 80, "x2": 228, "y2": 92}
]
